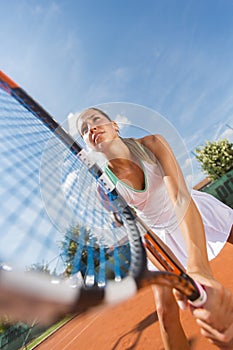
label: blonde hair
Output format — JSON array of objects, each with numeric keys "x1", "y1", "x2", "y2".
[
  {"x1": 77, "y1": 108, "x2": 111, "y2": 134},
  {"x1": 122, "y1": 137, "x2": 155, "y2": 164}
]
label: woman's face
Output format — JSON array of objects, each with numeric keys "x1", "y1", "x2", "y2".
[{"x1": 77, "y1": 109, "x2": 119, "y2": 151}]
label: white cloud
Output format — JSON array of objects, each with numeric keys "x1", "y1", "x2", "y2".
[
  {"x1": 67, "y1": 112, "x2": 80, "y2": 137},
  {"x1": 218, "y1": 127, "x2": 233, "y2": 142},
  {"x1": 115, "y1": 114, "x2": 131, "y2": 129},
  {"x1": 32, "y1": 1, "x2": 61, "y2": 16},
  {"x1": 183, "y1": 156, "x2": 192, "y2": 169}
]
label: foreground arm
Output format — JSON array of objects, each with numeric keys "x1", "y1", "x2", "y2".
[
  {"x1": 191, "y1": 279, "x2": 233, "y2": 349},
  {"x1": 141, "y1": 135, "x2": 233, "y2": 347},
  {"x1": 173, "y1": 276, "x2": 233, "y2": 349}
]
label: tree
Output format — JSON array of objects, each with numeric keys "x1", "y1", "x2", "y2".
[
  {"x1": 60, "y1": 225, "x2": 127, "y2": 281},
  {"x1": 0, "y1": 318, "x2": 12, "y2": 334},
  {"x1": 195, "y1": 139, "x2": 233, "y2": 181},
  {"x1": 26, "y1": 261, "x2": 51, "y2": 275},
  {"x1": 60, "y1": 225, "x2": 99, "y2": 278}
]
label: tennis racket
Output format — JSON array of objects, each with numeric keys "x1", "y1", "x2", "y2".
[{"x1": 0, "y1": 71, "x2": 206, "y2": 324}]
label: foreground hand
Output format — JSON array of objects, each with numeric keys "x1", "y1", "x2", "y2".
[
  {"x1": 192, "y1": 281, "x2": 233, "y2": 349},
  {"x1": 174, "y1": 275, "x2": 233, "y2": 349}
]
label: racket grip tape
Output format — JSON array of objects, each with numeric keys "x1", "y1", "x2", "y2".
[{"x1": 188, "y1": 281, "x2": 207, "y2": 307}]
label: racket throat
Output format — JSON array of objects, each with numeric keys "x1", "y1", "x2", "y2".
[{"x1": 144, "y1": 234, "x2": 181, "y2": 274}]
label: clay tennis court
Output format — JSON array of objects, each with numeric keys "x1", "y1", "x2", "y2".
[{"x1": 33, "y1": 243, "x2": 233, "y2": 350}]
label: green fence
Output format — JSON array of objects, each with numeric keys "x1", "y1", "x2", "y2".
[
  {"x1": 0, "y1": 323, "x2": 45, "y2": 350},
  {"x1": 201, "y1": 168, "x2": 233, "y2": 208}
]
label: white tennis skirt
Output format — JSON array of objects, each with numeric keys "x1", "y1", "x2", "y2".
[{"x1": 147, "y1": 189, "x2": 233, "y2": 270}]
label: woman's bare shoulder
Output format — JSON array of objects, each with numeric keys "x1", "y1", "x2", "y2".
[{"x1": 137, "y1": 134, "x2": 167, "y2": 149}]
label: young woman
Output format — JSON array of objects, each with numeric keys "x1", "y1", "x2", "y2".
[{"x1": 77, "y1": 107, "x2": 233, "y2": 350}]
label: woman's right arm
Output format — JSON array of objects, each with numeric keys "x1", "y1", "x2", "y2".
[
  {"x1": 139, "y1": 134, "x2": 212, "y2": 277},
  {"x1": 191, "y1": 280, "x2": 233, "y2": 349}
]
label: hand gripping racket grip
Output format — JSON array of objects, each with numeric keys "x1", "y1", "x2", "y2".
[{"x1": 188, "y1": 281, "x2": 207, "y2": 307}]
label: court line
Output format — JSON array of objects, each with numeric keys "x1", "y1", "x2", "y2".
[{"x1": 63, "y1": 311, "x2": 104, "y2": 350}]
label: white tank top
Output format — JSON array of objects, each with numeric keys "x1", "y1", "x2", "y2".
[
  {"x1": 104, "y1": 161, "x2": 178, "y2": 231},
  {"x1": 105, "y1": 160, "x2": 233, "y2": 267}
]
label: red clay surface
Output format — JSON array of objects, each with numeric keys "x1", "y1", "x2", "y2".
[{"x1": 34, "y1": 243, "x2": 233, "y2": 350}]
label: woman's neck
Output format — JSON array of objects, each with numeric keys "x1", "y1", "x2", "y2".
[{"x1": 103, "y1": 138, "x2": 135, "y2": 171}]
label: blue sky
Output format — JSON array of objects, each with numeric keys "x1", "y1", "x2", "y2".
[{"x1": 1, "y1": 0, "x2": 233, "y2": 183}]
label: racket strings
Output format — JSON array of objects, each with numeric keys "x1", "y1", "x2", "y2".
[
  {"x1": 0, "y1": 89, "x2": 68, "y2": 269},
  {"x1": 0, "y1": 83, "x2": 141, "y2": 287}
]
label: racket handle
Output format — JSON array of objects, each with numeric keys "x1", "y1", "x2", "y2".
[{"x1": 188, "y1": 282, "x2": 207, "y2": 307}]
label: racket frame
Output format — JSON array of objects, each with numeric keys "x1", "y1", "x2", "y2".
[{"x1": 0, "y1": 71, "x2": 207, "y2": 307}]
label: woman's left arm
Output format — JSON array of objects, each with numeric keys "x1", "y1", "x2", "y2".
[{"x1": 140, "y1": 134, "x2": 212, "y2": 277}]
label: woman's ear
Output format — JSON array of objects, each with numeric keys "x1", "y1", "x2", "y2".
[{"x1": 112, "y1": 121, "x2": 119, "y2": 133}]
